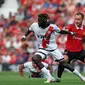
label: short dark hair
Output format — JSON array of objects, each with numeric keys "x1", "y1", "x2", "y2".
[
  {"x1": 38, "y1": 14, "x2": 50, "y2": 28},
  {"x1": 38, "y1": 14, "x2": 50, "y2": 22},
  {"x1": 38, "y1": 14, "x2": 50, "y2": 18},
  {"x1": 75, "y1": 12, "x2": 84, "y2": 19}
]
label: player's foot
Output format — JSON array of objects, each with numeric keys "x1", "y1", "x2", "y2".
[
  {"x1": 80, "y1": 76, "x2": 85, "y2": 81},
  {"x1": 55, "y1": 77, "x2": 61, "y2": 82},
  {"x1": 44, "y1": 77, "x2": 55, "y2": 83}
]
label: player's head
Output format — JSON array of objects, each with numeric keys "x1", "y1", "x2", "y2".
[
  {"x1": 75, "y1": 12, "x2": 84, "y2": 27},
  {"x1": 38, "y1": 13, "x2": 50, "y2": 29}
]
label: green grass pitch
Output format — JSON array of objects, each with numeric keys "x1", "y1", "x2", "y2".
[{"x1": 0, "y1": 72, "x2": 85, "y2": 85}]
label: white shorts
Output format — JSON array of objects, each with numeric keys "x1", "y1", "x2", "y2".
[{"x1": 35, "y1": 48, "x2": 64, "y2": 61}]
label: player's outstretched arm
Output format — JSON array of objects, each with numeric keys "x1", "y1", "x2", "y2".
[
  {"x1": 54, "y1": 25, "x2": 77, "y2": 35},
  {"x1": 19, "y1": 64, "x2": 24, "y2": 77},
  {"x1": 58, "y1": 30, "x2": 76, "y2": 35},
  {"x1": 21, "y1": 30, "x2": 32, "y2": 42}
]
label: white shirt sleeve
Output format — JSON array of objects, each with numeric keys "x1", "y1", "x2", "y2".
[
  {"x1": 29, "y1": 22, "x2": 37, "y2": 31},
  {"x1": 24, "y1": 62, "x2": 32, "y2": 77},
  {"x1": 24, "y1": 62, "x2": 30, "y2": 68},
  {"x1": 24, "y1": 62, "x2": 33, "y2": 77},
  {"x1": 54, "y1": 25, "x2": 61, "y2": 32},
  {"x1": 42, "y1": 62, "x2": 48, "y2": 68},
  {"x1": 29, "y1": 23, "x2": 34, "y2": 31}
]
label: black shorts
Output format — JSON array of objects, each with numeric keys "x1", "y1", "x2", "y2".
[{"x1": 64, "y1": 49, "x2": 85, "y2": 63}]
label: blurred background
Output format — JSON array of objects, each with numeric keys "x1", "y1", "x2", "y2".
[{"x1": 0, "y1": 0, "x2": 85, "y2": 73}]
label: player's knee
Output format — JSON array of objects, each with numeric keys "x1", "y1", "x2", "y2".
[
  {"x1": 32, "y1": 55, "x2": 42, "y2": 63},
  {"x1": 64, "y1": 55, "x2": 69, "y2": 62}
]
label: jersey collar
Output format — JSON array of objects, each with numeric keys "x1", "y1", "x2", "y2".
[{"x1": 75, "y1": 23, "x2": 83, "y2": 30}]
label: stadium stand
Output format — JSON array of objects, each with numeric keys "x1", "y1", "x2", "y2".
[{"x1": 0, "y1": 0, "x2": 85, "y2": 72}]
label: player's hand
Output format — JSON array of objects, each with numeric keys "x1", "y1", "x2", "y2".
[
  {"x1": 19, "y1": 65, "x2": 24, "y2": 77},
  {"x1": 20, "y1": 72, "x2": 24, "y2": 77},
  {"x1": 21, "y1": 36, "x2": 26, "y2": 41},
  {"x1": 70, "y1": 32, "x2": 77, "y2": 36}
]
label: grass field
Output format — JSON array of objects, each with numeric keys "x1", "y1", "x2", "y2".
[{"x1": 0, "y1": 72, "x2": 85, "y2": 85}]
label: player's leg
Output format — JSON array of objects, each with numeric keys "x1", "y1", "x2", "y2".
[
  {"x1": 79, "y1": 50, "x2": 85, "y2": 63},
  {"x1": 62, "y1": 50, "x2": 85, "y2": 82},
  {"x1": 56, "y1": 63, "x2": 64, "y2": 82},
  {"x1": 56, "y1": 55, "x2": 69, "y2": 82},
  {"x1": 32, "y1": 54, "x2": 43, "y2": 69},
  {"x1": 51, "y1": 49, "x2": 70, "y2": 82},
  {"x1": 59, "y1": 59, "x2": 85, "y2": 81},
  {"x1": 51, "y1": 49, "x2": 85, "y2": 82},
  {"x1": 32, "y1": 49, "x2": 55, "y2": 83},
  {"x1": 56, "y1": 50, "x2": 73, "y2": 82}
]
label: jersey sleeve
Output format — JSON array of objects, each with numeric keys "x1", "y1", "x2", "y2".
[
  {"x1": 24, "y1": 62, "x2": 32, "y2": 77},
  {"x1": 29, "y1": 23, "x2": 34, "y2": 31},
  {"x1": 24, "y1": 62, "x2": 30, "y2": 68},
  {"x1": 29, "y1": 22, "x2": 37, "y2": 31},
  {"x1": 42, "y1": 62, "x2": 48, "y2": 68},
  {"x1": 54, "y1": 25, "x2": 61, "y2": 32}
]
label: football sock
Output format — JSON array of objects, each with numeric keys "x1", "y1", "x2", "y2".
[{"x1": 73, "y1": 69, "x2": 84, "y2": 79}]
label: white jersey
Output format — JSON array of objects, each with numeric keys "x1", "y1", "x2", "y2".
[
  {"x1": 29, "y1": 22, "x2": 61, "y2": 50},
  {"x1": 24, "y1": 62, "x2": 48, "y2": 74}
]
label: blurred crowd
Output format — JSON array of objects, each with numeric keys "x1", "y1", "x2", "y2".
[{"x1": 0, "y1": 0, "x2": 85, "y2": 65}]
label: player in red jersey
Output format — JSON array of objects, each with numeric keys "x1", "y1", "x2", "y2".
[{"x1": 56, "y1": 12, "x2": 85, "y2": 82}]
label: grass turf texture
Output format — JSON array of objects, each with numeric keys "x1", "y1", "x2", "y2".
[{"x1": 0, "y1": 72, "x2": 85, "y2": 85}]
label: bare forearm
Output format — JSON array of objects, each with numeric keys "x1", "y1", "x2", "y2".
[
  {"x1": 21, "y1": 30, "x2": 32, "y2": 41},
  {"x1": 25, "y1": 29, "x2": 32, "y2": 37},
  {"x1": 58, "y1": 30, "x2": 72, "y2": 34},
  {"x1": 19, "y1": 64, "x2": 24, "y2": 77},
  {"x1": 20, "y1": 70, "x2": 24, "y2": 77}
]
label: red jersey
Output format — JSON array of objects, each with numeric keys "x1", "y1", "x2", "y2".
[{"x1": 66, "y1": 24, "x2": 85, "y2": 52}]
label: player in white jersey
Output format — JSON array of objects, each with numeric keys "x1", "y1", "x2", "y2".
[
  {"x1": 21, "y1": 14, "x2": 85, "y2": 83},
  {"x1": 19, "y1": 61, "x2": 52, "y2": 78}
]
